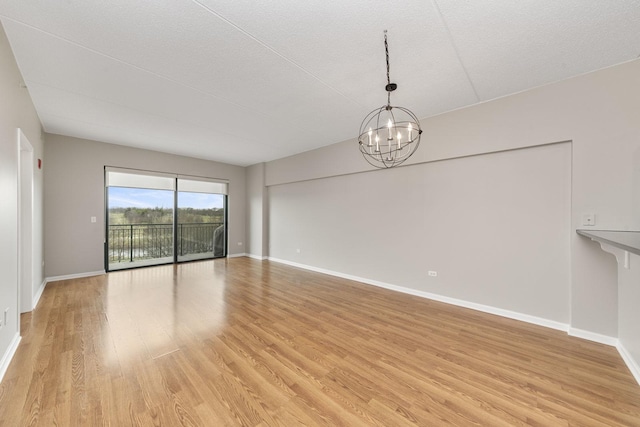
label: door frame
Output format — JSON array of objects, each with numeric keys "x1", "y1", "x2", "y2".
[
  {"x1": 104, "y1": 167, "x2": 229, "y2": 271},
  {"x1": 17, "y1": 128, "x2": 34, "y2": 313}
]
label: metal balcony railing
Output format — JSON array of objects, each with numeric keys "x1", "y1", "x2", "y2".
[{"x1": 108, "y1": 222, "x2": 224, "y2": 264}]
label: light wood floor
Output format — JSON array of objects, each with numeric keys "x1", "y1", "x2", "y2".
[{"x1": 1, "y1": 258, "x2": 639, "y2": 426}]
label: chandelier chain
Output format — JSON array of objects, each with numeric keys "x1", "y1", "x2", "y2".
[
  {"x1": 384, "y1": 30, "x2": 391, "y2": 87},
  {"x1": 384, "y1": 30, "x2": 391, "y2": 105}
]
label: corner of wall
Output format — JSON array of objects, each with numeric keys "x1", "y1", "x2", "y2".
[
  {"x1": 0, "y1": 333, "x2": 21, "y2": 384},
  {"x1": 617, "y1": 343, "x2": 640, "y2": 386}
]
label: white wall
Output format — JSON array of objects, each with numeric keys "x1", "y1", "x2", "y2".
[
  {"x1": 246, "y1": 162, "x2": 268, "y2": 259},
  {"x1": 262, "y1": 59, "x2": 640, "y2": 341},
  {"x1": 269, "y1": 143, "x2": 572, "y2": 324},
  {"x1": 44, "y1": 134, "x2": 246, "y2": 278},
  {"x1": 0, "y1": 22, "x2": 43, "y2": 379}
]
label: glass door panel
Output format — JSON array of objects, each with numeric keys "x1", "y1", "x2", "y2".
[
  {"x1": 176, "y1": 191, "x2": 226, "y2": 262},
  {"x1": 107, "y1": 187, "x2": 174, "y2": 271}
]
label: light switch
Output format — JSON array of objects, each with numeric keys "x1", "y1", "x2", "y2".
[
  {"x1": 582, "y1": 213, "x2": 595, "y2": 226},
  {"x1": 91, "y1": 216, "x2": 97, "y2": 223}
]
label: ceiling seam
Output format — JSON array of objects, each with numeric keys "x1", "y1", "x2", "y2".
[
  {"x1": 190, "y1": 0, "x2": 367, "y2": 110},
  {"x1": 0, "y1": 16, "x2": 251, "y2": 110},
  {"x1": 0, "y1": 14, "x2": 325, "y2": 138},
  {"x1": 431, "y1": 0, "x2": 481, "y2": 102}
]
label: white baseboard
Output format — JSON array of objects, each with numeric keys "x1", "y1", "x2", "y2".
[
  {"x1": 568, "y1": 327, "x2": 619, "y2": 346},
  {"x1": 46, "y1": 270, "x2": 105, "y2": 283},
  {"x1": 227, "y1": 253, "x2": 247, "y2": 258},
  {"x1": 0, "y1": 333, "x2": 21, "y2": 384},
  {"x1": 32, "y1": 279, "x2": 47, "y2": 310},
  {"x1": 246, "y1": 254, "x2": 268, "y2": 260},
  {"x1": 268, "y1": 257, "x2": 569, "y2": 333},
  {"x1": 617, "y1": 343, "x2": 640, "y2": 386}
]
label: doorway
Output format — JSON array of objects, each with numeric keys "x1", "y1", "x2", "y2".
[{"x1": 105, "y1": 167, "x2": 228, "y2": 271}]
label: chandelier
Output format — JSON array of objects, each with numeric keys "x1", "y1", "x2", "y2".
[{"x1": 358, "y1": 31, "x2": 422, "y2": 168}]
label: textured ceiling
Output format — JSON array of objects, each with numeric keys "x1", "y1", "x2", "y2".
[{"x1": 1, "y1": 1, "x2": 640, "y2": 166}]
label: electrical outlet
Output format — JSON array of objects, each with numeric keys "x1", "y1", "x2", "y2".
[
  {"x1": 428, "y1": 271, "x2": 438, "y2": 277},
  {"x1": 237, "y1": 242, "x2": 243, "y2": 246}
]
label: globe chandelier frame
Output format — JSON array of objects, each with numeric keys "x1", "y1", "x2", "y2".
[{"x1": 358, "y1": 31, "x2": 422, "y2": 169}]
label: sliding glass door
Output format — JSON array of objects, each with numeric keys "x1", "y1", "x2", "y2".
[
  {"x1": 106, "y1": 168, "x2": 228, "y2": 271},
  {"x1": 176, "y1": 178, "x2": 226, "y2": 262}
]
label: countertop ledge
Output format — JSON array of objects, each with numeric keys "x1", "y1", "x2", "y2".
[{"x1": 576, "y1": 229, "x2": 640, "y2": 257}]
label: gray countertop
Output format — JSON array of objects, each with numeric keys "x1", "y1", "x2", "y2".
[{"x1": 576, "y1": 229, "x2": 640, "y2": 256}]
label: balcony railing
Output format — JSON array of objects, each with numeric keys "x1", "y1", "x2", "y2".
[{"x1": 108, "y1": 222, "x2": 224, "y2": 264}]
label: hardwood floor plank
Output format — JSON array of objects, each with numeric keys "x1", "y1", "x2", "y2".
[
  {"x1": 0, "y1": 257, "x2": 639, "y2": 425},
  {"x1": 173, "y1": 350, "x2": 244, "y2": 426},
  {"x1": 258, "y1": 400, "x2": 319, "y2": 427}
]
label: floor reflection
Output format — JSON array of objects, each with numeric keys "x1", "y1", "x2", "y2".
[{"x1": 104, "y1": 260, "x2": 230, "y2": 367}]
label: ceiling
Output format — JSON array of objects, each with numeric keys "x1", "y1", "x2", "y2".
[{"x1": 1, "y1": 1, "x2": 640, "y2": 167}]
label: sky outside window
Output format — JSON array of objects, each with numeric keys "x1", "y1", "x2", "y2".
[{"x1": 108, "y1": 187, "x2": 223, "y2": 209}]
